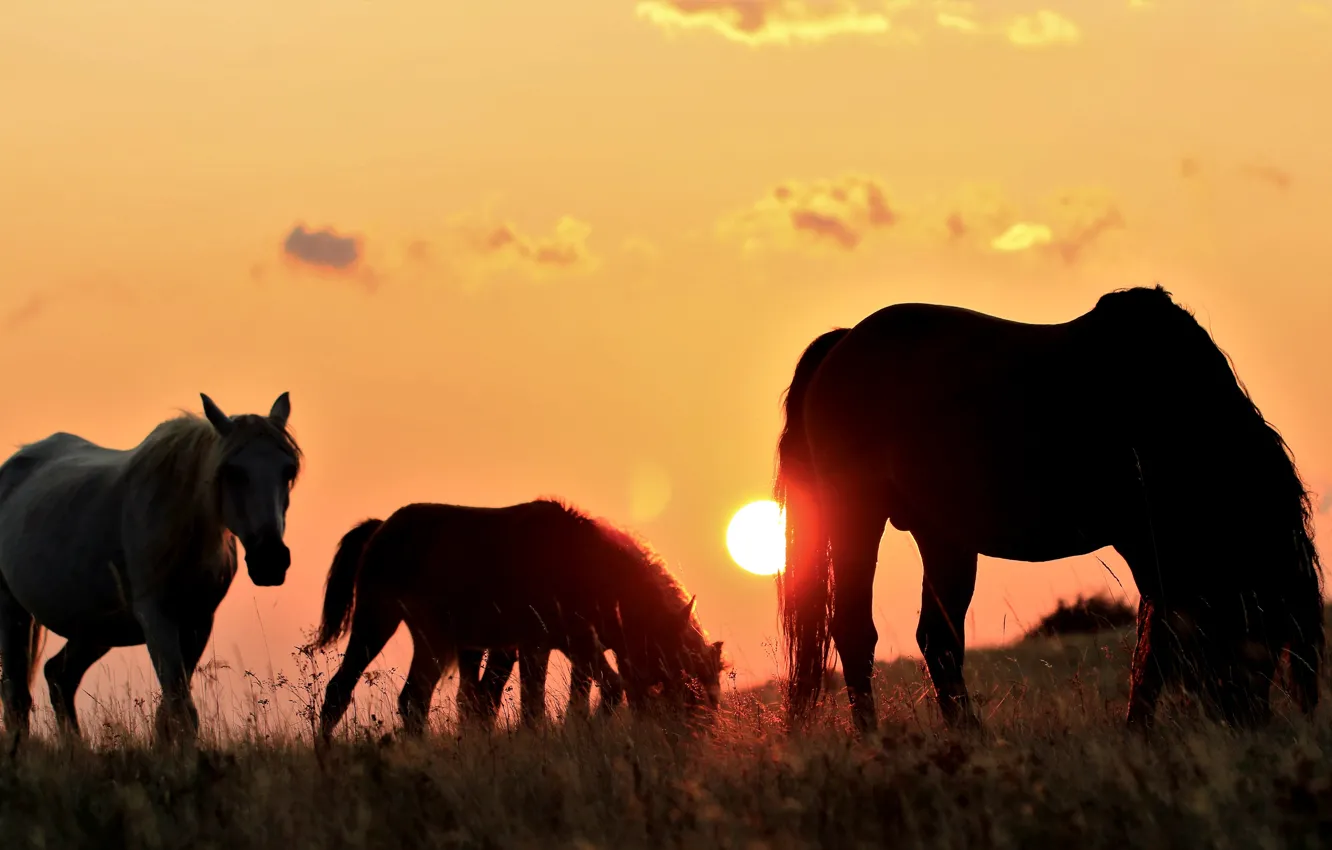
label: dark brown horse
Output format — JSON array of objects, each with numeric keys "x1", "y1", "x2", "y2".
[
  {"x1": 313, "y1": 499, "x2": 723, "y2": 740},
  {"x1": 776, "y1": 285, "x2": 1322, "y2": 734}
]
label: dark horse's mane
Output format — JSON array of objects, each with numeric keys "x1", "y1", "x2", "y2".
[
  {"x1": 1095, "y1": 285, "x2": 1323, "y2": 702},
  {"x1": 535, "y1": 497, "x2": 708, "y2": 636}
]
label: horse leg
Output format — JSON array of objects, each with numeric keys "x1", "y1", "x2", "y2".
[
  {"x1": 135, "y1": 602, "x2": 199, "y2": 746},
  {"x1": 456, "y1": 649, "x2": 485, "y2": 723},
  {"x1": 913, "y1": 534, "x2": 980, "y2": 730},
  {"x1": 828, "y1": 504, "x2": 886, "y2": 735},
  {"x1": 0, "y1": 591, "x2": 37, "y2": 746},
  {"x1": 567, "y1": 631, "x2": 619, "y2": 719},
  {"x1": 44, "y1": 640, "x2": 111, "y2": 737},
  {"x1": 477, "y1": 649, "x2": 518, "y2": 725},
  {"x1": 318, "y1": 604, "x2": 401, "y2": 743},
  {"x1": 1126, "y1": 597, "x2": 1167, "y2": 729},
  {"x1": 570, "y1": 656, "x2": 597, "y2": 719},
  {"x1": 398, "y1": 627, "x2": 449, "y2": 738},
  {"x1": 518, "y1": 646, "x2": 550, "y2": 729}
]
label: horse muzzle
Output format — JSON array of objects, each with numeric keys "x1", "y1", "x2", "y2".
[{"x1": 245, "y1": 538, "x2": 291, "y2": 587}]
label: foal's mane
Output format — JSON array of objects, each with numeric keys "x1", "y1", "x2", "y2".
[
  {"x1": 538, "y1": 498, "x2": 708, "y2": 639},
  {"x1": 125, "y1": 412, "x2": 302, "y2": 583}
]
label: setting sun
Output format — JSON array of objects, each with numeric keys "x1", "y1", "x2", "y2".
[{"x1": 726, "y1": 500, "x2": 786, "y2": 576}]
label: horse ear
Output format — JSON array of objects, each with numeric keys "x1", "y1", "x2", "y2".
[
  {"x1": 269, "y1": 392, "x2": 291, "y2": 429},
  {"x1": 677, "y1": 595, "x2": 696, "y2": 630},
  {"x1": 711, "y1": 641, "x2": 724, "y2": 663},
  {"x1": 201, "y1": 393, "x2": 234, "y2": 436}
]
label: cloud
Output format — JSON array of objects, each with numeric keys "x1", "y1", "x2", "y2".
[
  {"x1": 1298, "y1": 2, "x2": 1330, "y2": 21},
  {"x1": 283, "y1": 224, "x2": 362, "y2": 270},
  {"x1": 4, "y1": 279, "x2": 138, "y2": 331},
  {"x1": 4, "y1": 293, "x2": 48, "y2": 331},
  {"x1": 634, "y1": 0, "x2": 898, "y2": 46},
  {"x1": 443, "y1": 215, "x2": 600, "y2": 279},
  {"x1": 1006, "y1": 10, "x2": 1080, "y2": 46},
  {"x1": 719, "y1": 174, "x2": 899, "y2": 255},
  {"x1": 1178, "y1": 156, "x2": 1295, "y2": 192},
  {"x1": 991, "y1": 222, "x2": 1053, "y2": 252},
  {"x1": 1238, "y1": 163, "x2": 1293, "y2": 191},
  {"x1": 1043, "y1": 190, "x2": 1125, "y2": 264},
  {"x1": 941, "y1": 185, "x2": 1124, "y2": 264},
  {"x1": 637, "y1": 1, "x2": 1085, "y2": 48},
  {"x1": 621, "y1": 236, "x2": 663, "y2": 262}
]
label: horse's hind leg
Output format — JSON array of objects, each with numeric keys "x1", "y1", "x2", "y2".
[
  {"x1": 0, "y1": 593, "x2": 38, "y2": 745},
  {"x1": 44, "y1": 640, "x2": 110, "y2": 737},
  {"x1": 470, "y1": 649, "x2": 517, "y2": 726},
  {"x1": 399, "y1": 626, "x2": 451, "y2": 737},
  {"x1": 518, "y1": 646, "x2": 550, "y2": 729},
  {"x1": 828, "y1": 502, "x2": 888, "y2": 735},
  {"x1": 913, "y1": 534, "x2": 980, "y2": 730},
  {"x1": 318, "y1": 603, "x2": 401, "y2": 742}
]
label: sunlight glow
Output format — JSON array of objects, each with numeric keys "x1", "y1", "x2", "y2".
[{"x1": 726, "y1": 500, "x2": 786, "y2": 576}]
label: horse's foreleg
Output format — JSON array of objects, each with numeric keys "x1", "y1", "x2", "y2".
[
  {"x1": 829, "y1": 507, "x2": 886, "y2": 735},
  {"x1": 914, "y1": 535, "x2": 980, "y2": 730},
  {"x1": 570, "y1": 658, "x2": 597, "y2": 719},
  {"x1": 0, "y1": 593, "x2": 36, "y2": 747},
  {"x1": 44, "y1": 640, "x2": 110, "y2": 737},
  {"x1": 135, "y1": 604, "x2": 199, "y2": 745},
  {"x1": 517, "y1": 646, "x2": 550, "y2": 729}
]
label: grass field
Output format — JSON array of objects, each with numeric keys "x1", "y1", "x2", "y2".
[{"x1": 2, "y1": 621, "x2": 1331, "y2": 850}]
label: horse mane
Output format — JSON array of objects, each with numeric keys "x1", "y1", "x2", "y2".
[
  {"x1": 535, "y1": 497, "x2": 710, "y2": 642},
  {"x1": 1095, "y1": 284, "x2": 1323, "y2": 694},
  {"x1": 125, "y1": 412, "x2": 302, "y2": 586}
]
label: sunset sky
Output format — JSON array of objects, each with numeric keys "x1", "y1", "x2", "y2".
[{"x1": 2, "y1": 0, "x2": 1331, "y2": 724}]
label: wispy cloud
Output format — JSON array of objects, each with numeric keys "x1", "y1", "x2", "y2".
[
  {"x1": 721, "y1": 176, "x2": 1123, "y2": 265},
  {"x1": 458, "y1": 216, "x2": 599, "y2": 274},
  {"x1": 1006, "y1": 10, "x2": 1080, "y2": 46},
  {"x1": 4, "y1": 279, "x2": 138, "y2": 331},
  {"x1": 1178, "y1": 156, "x2": 1296, "y2": 192},
  {"x1": 634, "y1": 0, "x2": 897, "y2": 46},
  {"x1": 636, "y1": 1, "x2": 1084, "y2": 48},
  {"x1": 1238, "y1": 163, "x2": 1294, "y2": 191},
  {"x1": 719, "y1": 174, "x2": 899, "y2": 255}
]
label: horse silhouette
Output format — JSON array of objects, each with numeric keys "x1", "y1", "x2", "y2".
[
  {"x1": 313, "y1": 499, "x2": 723, "y2": 740},
  {"x1": 775, "y1": 285, "x2": 1322, "y2": 734},
  {"x1": 0, "y1": 393, "x2": 301, "y2": 746}
]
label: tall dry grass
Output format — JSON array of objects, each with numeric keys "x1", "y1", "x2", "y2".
[{"x1": 2, "y1": 626, "x2": 1330, "y2": 849}]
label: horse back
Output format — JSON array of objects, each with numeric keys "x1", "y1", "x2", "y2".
[{"x1": 356, "y1": 500, "x2": 614, "y2": 645}]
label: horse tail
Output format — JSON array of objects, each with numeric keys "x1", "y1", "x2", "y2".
[
  {"x1": 314, "y1": 518, "x2": 384, "y2": 649},
  {"x1": 775, "y1": 327, "x2": 850, "y2": 719}
]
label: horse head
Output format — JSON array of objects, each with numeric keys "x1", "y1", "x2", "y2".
[{"x1": 202, "y1": 392, "x2": 302, "y2": 587}]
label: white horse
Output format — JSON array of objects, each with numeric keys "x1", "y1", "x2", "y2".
[{"x1": 0, "y1": 393, "x2": 302, "y2": 746}]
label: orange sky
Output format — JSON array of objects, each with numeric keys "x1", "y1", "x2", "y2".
[{"x1": 2, "y1": 0, "x2": 1331, "y2": 725}]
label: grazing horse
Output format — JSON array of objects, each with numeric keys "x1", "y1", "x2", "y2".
[
  {"x1": 313, "y1": 499, "x2": 724, "y2": 740},
  {"x1": 0, "y1": 393, "x2": 302, "y2": 745},
  {"x1": 776, "y1": 285, "x2": 1322, "y2": 734}
]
